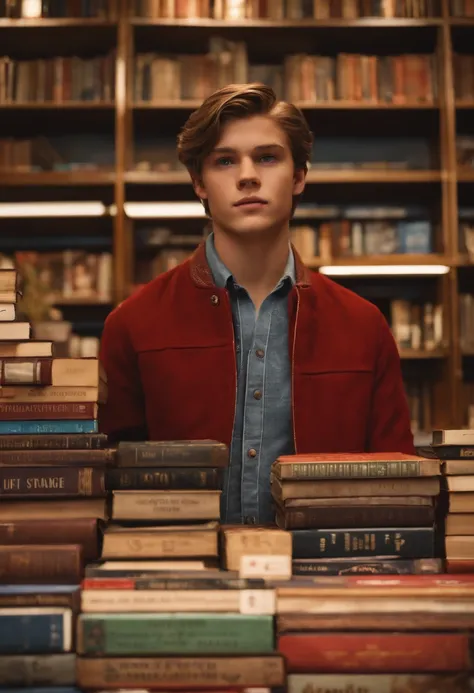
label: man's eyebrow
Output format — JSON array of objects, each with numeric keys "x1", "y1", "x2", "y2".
[{"x1": 211, "y1": 143, "x2": 285, "y2": 154}]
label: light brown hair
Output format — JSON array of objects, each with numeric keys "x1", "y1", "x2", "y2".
[{"x1": 176, "y1": 82, "x2": 313, "y2": 215}]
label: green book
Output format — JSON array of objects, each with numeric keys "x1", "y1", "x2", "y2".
[{"x1": 78, "y1": 613, "x2": 274, "y2": 655}]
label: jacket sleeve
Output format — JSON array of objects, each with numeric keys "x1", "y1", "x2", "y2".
[
  {"x1": 368, "y1": 312, "x2": 416, "y2": 454},
  {"x1": 98, "y1": 306, "x2": 148, "y2": 443}
]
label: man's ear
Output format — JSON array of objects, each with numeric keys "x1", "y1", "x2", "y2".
[
  {"x1": 192, "y1": 176, "x2": 208, "y2": 201},
  {"x1": 293, "y1": 168, "x2": 306, "y2": 196}
]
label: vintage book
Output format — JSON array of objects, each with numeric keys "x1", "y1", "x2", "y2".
[
  {"x1": 446, "y1": 536, "x2": 474, "y2": 559},
  {"x1": 282, "y1": 495, "x2": 433, "y2": 508},
  {"x1": 0, "y1": 585, "x2": 80, "y2": 610},
  {"x1": 286, "y1": 674, "x2": 471, "y2": 693},
  {"x1": 116, "y1": 439, "x2": 229, "y2": 467},
  {"x1": 85, "y1": 559, "x2": 219, "y2": 577},
  {"x1": 432, "y1": 445, "x2": 474, "y2": 459},
  {"x1": 0, "y1": 518, "x2": 100, "y2": 561},
  {"x1": 77, "y1": 613, "x2": 274, "y2": 655},
  {"x1": 81, "y1": 587, "x2": 275, "y2": 614},
  {"x1": 0, "y1": 607, "x2": 72, "y2": 654},
  {"x1": 0, "y1": 322, "x2": 30, "y2": 340},
  {"x1": 446, "y1": 559, "x2": 474, "y2": 573},
  {"x1": 447, "y1": 476, "x2": 474, "y2": 491},
  {"x1": 102, "y1": 521, "x2": 219, "y2": 559},
  {"x1": 0, "y1": 269, "x2": 18, "y2": 292},
  {"x1": 271, "y1": 476, "x2": 440, "y2": 500},
  {"x1": 0, "y1": 432, "x2": 107, "y2": 450},
  {"x1": 291, "y1": 528, "x2": 435, "y2": 559},
  {"x1": 105, "y1": 466, "x2": 223, "y2": 491},
  {"x1": 221, "y1": 526, "x2": 292, "y2": 572},
  {"x1": 278, "y1": 632, "x2": 473, "y2": 672},
  {"x1": 0, "y1": 544, "x2": 83, "y2": 584},
  {"x1": 0, "y1": 357, "x2": 101, "y2": 386},
  {"x1": 0, "y1": 465, "x2": 106, "y2": 497},
  {"x1": 76, "y1": 655, "x2": 285, "y2": 689},
  {"x1": 0, "y1": 402, "x2": 98, "y2": 420},
  {"x1": 111, "y1": 490, "x2": 221, "y2": 521},
  {"x1": 82, "y1": 575, "x2": 265, "y2": 590},
  {"x1": 272, "y1": 452, "x2": 440, "y2": 480},
  {"x1": 444, "y1": 459, "x2": 474, "y2": 474},
  {"x1": 433, "y1": 429, "x2": 474, "y2": 445},
  {"x1": 449, "y1": 493, "x2": 474, "y2": 512},
  {"x1": 0, "y1": 653, "x2": 76, "y2": 686},
  {"x1": 0, "y1": 448, "x2": 114, "y2": 465},
  {"x1": 292, "y1": 557, "x2": 443, "y2": 576},
  {"x1": 0, "y1": 304, "x2": 15, "y2": 321},
  {"x1": 0, "y1": 498, "x2": 107, "y2": 521},
  {"x1": 0, "y1": 341, "x2": 53, "y2": 357},
  {"x1": 0, "y1": 385, "x2": 105, "y2": 404},
  {"x1": 0, "y1": 420, "x2": 98, "y2": 434},
  {"x1": 278, "y1": 612, "x2": 474, "y2": 633},
  {"x1": 446, "y1": 514, "x2": 474, "y2": 535},
  {"x1": 276, "y1": 504, "x2": 435, "y2": 529}
]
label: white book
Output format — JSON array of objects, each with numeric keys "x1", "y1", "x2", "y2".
[
  {"x1": 432, "y1": 429, "x2": 474, "y2": 446},
  {"x1": 0, "y1": 322, "x2": 30, "y2": 340},
  {"x1": 0, "y1": 305, "x2": 15, "y2": 321}
]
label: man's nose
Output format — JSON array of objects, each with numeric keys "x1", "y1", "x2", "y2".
[{"x1": 237, "y1": 157, "x2": 260, "y2": 188}]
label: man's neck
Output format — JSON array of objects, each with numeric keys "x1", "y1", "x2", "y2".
[{"x1": 213, "y1": 225, "x2": 291, "y2": 311}]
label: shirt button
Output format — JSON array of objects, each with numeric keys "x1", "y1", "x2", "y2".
[
  {"x1": 253, "y1": 390, "x2": 262, "y2": 400},
  {"x1": 248, "y1": 448, "x2": 257, "y2": 458},
  {"x1": 255, "y1": 349, "x2": 265, "y2": 358}
]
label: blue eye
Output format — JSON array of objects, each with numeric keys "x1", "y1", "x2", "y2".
[
  {"x1": 216, "y1": 157, "x2": 233, "y2": 166},
  {"x1": 260, "y1": 155, "x2": 276, "y2": 163}
]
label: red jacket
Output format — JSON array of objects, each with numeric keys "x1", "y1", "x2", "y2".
[{"x1": 99, "y1": 243, "x2": 415, "y2": 454}]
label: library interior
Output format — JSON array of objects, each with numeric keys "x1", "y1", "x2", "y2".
[{"x1": 1, "y1": 1, "x2": 474, "y2": 692}]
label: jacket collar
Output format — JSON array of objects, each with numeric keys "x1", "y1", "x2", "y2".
[{"x1": 189, "y1": 238, "x2": 312, "y2": 289}]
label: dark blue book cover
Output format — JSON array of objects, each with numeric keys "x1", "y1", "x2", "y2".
[
  {"x1": 0, "y1": 421, "x2": 98, "y2": 435},
  {"x1": 0, "y1": 608, "x2": 72, "y2": 654}
]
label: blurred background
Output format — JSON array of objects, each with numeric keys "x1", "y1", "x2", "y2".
[{"x1": 0, "y1": 0, "x2": 473, "y2": 443}]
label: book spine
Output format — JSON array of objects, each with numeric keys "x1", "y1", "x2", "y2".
[
  {"x1": 277, "y1": 633, "x2": 472, "y2": 672},
  {"x1": 0, "y1": 403, "x2": 96, "y2": 420},
  {"x1": 82, "y1": 577, "x2": 266, "y2": 590},
  {"x1": 0, "y1": 653, "x2": 76, "y2": 686},
  {"x1": 117, "y1": 443, "x2": 228, "y2": 468},
  {"x1": 434, "y1": 446, "x2": 474, "y2": 459},
  {"x1": 278, "y1": 611, "x2": 474, "y2": 633},
  {"x1": 0, "y1": 420, "x2": 98, "y2": 434},
  {"x1": 285, "y1": 674, "x2": 472, "y2": 693},
  {"x1": 279, "y1": 505, "x2": 435, "y2": 530},
  {"x1": 75, "y1": 656, "x2": 285, "y2": 689},
  {"x1": 0, "y1": 612, "x2": 71, "y2": 654},
  {"x1": 105, "y1": 467, "x2": 223, "y2": 490},
  {"x1": 0, "y1": 519, "x2": 99, "y2": 561},
  {"x1": 0, "y1": 433, "x2": 106, "y2": 449},
  {"x1": 0, "y1": 467, "x2": 105, "y2": 497},
  {"x1": 0, "y1": 545, "x2": 83, "y2": 584},
  {"x1": 292, "y1": 557, "x2": 443, "y2": 576},
  {"x1": 291, "y1": 528, "x2": 435, "y2": 559},
  {"x1": 280, "y1": 460, "x2": 429, "y2": 479},
  {"x1": 0, "y1": 358, "x2": 52, "y2": 386},
  {"x1": 0, "y1": 593, "x2": 80, "y2": 609},
  {"x1": 0, "y1": 448, "x2": 114, "y2": 464},
  {"x1": 77, "y1": 614, "x2": 274, "y2": 655}
]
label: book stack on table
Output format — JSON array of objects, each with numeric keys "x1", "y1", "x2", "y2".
[
  {"x1": 0, "y1": 267, "x2": 110, "y2": 690},
  {"x1": 270, "y1": 451, "x2": 443, "y2": 575},
  {"x1": 75, "y1": 439, "x2": 285, "y2": 691}
]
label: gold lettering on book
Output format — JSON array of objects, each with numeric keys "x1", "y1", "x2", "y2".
[
  {"x1": 26, "y1": 477, "x2": 65, "y2": 489},
  {"x1": 78, "y1": 468, "x2": 93, "y2": 495},
  {"x1": 2, "y1": 477, "x2": 20, "y2": 491}
]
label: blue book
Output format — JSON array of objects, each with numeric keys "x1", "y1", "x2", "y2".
[
  {"x1": 399, "y1": 221, "x2": 432, "y2": 254},
  {"x1": 0, "y1": 420, "x2": 98, "y2": 435},
  {"x1": 0, "y1": 608, "x2": 72, "y2": 654}
]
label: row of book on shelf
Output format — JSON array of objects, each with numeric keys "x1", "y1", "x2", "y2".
[
  {"x1": 5, "y1": 0, "x2": 474, "y2": 20},
  {"x1": 2, "y1": 45, "x2": 474, "y2": 105},
  {"x1": 2, "y1": 263, "x2": 474, "y2": 689}
]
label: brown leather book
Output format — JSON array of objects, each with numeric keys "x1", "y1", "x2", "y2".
[
  {"x1": 0, "y1": 518, "x2": 101, "y2": 561},
  {"x1": 276, "y1": 504, "x2": 435, "y2": 530},
  {"x1": 0, "y1": 433, "x2": 107, "y2": 450},
  {"x1": 0, "y1": 544, "x2": 83, "y2": 584},
  {"x1": 0, "y1": 358, "x2": 101, "y2": 387},
  {"x1": 0, "y1": 465, "x2": 106, "y2": 498},
  {"x1": 116, "y1": 440, "x2": 229, "y2": 468},
  {"x1": 0, "y1": 448, "x2": 115, "y2": 465},
  {"x1": 0, "y1": 402, "x2": 98, "y2": 420}
]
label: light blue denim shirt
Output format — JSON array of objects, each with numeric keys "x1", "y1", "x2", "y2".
[{"x1": 205, "y1": 232, "x2": 295, "y2": 524}]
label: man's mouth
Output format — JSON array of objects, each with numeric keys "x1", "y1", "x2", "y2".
[{"x1": 234, "y1": 197, "x2": 268, "y2": 208}]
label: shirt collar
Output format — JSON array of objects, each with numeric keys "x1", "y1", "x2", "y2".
[{"x1": 205, "y1": 231, "x2": 296, "y2": 290}]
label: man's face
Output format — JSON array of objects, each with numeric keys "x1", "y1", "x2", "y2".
[{"x1": 194, "y1": 115, "x2": 306, "y2": 238}]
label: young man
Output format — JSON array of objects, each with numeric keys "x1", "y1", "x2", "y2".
[{"x1": 99, "y1": 83, "x2": 415, "y2": 525}]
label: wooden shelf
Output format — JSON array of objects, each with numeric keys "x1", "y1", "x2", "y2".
[
  {"x1": 53, "y1": 297, "x2": 113, "y2": 306},
  {"x1": 305, "y1": 170, "x2": 441, "y2": 183},
  {"x1": 456, "y1": 101, "x2": 474, "y2": 109},
  {"x1": 450, "y1": 18, "x2": 474, "y2": 26},
  {"x1": 398, "y1": 349, "x2": 448, "y2": 359},
  {"x1": 0, "y1": 171, "x2": 115, "y2": 186},
  {"x1": 125, "y1": 170, "x2": 188, "y2": 184},
  {"x1": 327, "y1": 254, "x2": 450, "y2": 266},
  {"x1": 131, "y1": 17, "x2": 442, "y2": 28},
  {"x1": 133, "y1": 100, "x2": 438, "y2": 111},
  {"x1": 0, "y1": 18, "x2": 116, "y2": 27},
  {"x1": 458, "y1": 170, "x2": 474, "y2": 182},
  {"x1": 462, "y1": 350, "x2": 474, "y2": 357},
  {"x1": 0, "y1": 101, "x2": 115, "y2": 110}
]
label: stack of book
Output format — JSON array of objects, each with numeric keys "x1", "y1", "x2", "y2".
[
  {"x1": 270, "y1": 452, "x2": 443, "y2": 575},
  {"x1": 276, "y1": 573, "x2": 474, "y2": 691},
  {"x1": 0, "y1": 265, "x2": 110, "y2": 688},
  {"x1": 75, "y1": 439, "x2": 285, "y2": 691},
  {"x1": 434, "y1": 429, "x2": 474, "y2": 573}
]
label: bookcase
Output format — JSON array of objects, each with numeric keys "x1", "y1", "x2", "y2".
[{"x1": 0, "y1": 0, "x2": 473, "y2": 438}]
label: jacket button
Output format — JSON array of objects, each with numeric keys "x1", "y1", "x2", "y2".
[
  {"x1": 210, "y1": 294, "x2": 220, "y2": 306},
  {"x1": 248, "y1": 448, "x2": 257, "y2": 458},
  {"x1": 253, "y1": 390, "x2": 262, "y2": 400}
]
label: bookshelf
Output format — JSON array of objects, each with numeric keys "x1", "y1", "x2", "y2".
[{"x1": 0, "y1": 0, "x2": 473, "y2": 434}]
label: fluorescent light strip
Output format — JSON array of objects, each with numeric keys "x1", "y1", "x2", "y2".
[
  {"x1": 319, "y1": 264, "x2": 450, "y2": 276},
  {"x1": 0, "y1": 202, "x2": 108, "y2": 218},
  {"x1": 125, "y1": 202, "x2": 205, "y2": 219}
]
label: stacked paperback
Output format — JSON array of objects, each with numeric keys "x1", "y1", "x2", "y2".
[
  {"x1": 76, "y1": 439, "x2": 285, "y2": 691},
  {"x1": 0, "y1": 265, "x2": 109, "y2": 688},
  {"x1": 270, "y1": 451, "x2": 443, "y2": 575},
  {"x1": 434, "y1": 428, "x2": 474, "y2": 572}
]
